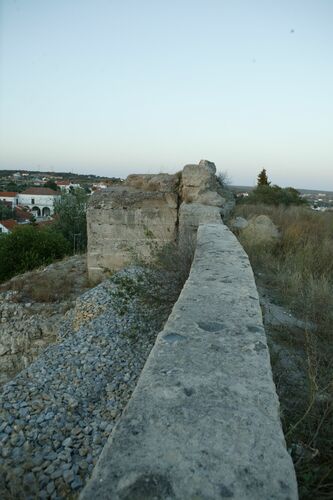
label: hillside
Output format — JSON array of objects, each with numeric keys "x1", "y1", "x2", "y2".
[{"x1": 0, "y1": 255, "x2": 90, "y2": 386}]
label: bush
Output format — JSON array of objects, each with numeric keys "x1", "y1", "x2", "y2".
[
  {"x1": 0, "y1": 225, "x2": 70, "y2": 282},
  {"x1": 241, "y1": 184, "x2": 307, "y2": 206},
  {"x1": 0, "y1": 201, "x2": 14, "y2": 220}
]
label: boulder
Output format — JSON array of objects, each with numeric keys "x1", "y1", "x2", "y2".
[
  {"x1": 241, "y1": 215, "x2": 280, "y2": 243},
  {"x1": 230, "y1": 216, "x2": 249, "y2": 230},
  {"x1": 181, "y1": 159, "x2": 224, "y2": 206}
]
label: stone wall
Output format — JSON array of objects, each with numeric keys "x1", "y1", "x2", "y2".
[
  {"x1": 83, "y1": 161, "x2": 297, "y2": 498},
  {"x1": 81, "y1": 223, "x2": 298, "y2": 499},
  {"x1": 87, "y1": 160, "x2": 234, "y2": 281},
  {"x1": 87, "y1": 183, "x2": 179, "y2": 281}
]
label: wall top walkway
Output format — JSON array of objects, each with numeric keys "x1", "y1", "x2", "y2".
[{"x1": 81, "y1": 223, "x2": 298, "y2": 500}]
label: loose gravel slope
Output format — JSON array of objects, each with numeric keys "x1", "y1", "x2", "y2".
[{"x1": 0, "y1": 279, "x2": 159, "y2": 499}]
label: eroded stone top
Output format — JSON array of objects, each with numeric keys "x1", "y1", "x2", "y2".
[
  {"x1": 181, "y1": 159, "x2": 226, "y2": 206},
  {"x1": 88, "y1": 185, "x2": 178, "y2": 210},
  {"x1": 125, "y1": 173, "x2": 179, "y2": 193}
]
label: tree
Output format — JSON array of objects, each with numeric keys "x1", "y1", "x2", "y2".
[
  {"x1": 217, "y1": 170, "x2": 232, "y2": 189},
  {"x1": 44, "y1": 179, "x2": 59, "y2": 191},
  {"x1": 5, "y1": 181, "x2": 19, "y2": 192},
  {"x1": 53, "y1": 188, "x2": 88, "y2": 253},
  {"x1": 0, "y1": 201, "x2": 14, "y2": 220},
  {"x1": 241, "y1": 184, "x2": 306, "y2": 206},
  {"x1": 257, "y1": 169, "x2": 270, "y2": 186}
]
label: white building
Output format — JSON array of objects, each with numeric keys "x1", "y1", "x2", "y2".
[
  {"x1": 56, "y1": 180, "x2": 81, "y2": 192},
  {"x1": 92, "y1": 182, "x2": 108, "y2": 190},
  {"x1": 17, "y1": 188, "x2": 61, "y2": 217},
  {"x1": 0, "y1": 191, "x2": 17, "y2": 208}
]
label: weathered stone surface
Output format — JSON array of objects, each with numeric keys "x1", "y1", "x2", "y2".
[
  {"x1": 87, "y1": 187, "x2": 178, "y2": 281},
  {"x1": 81, "y1": 224, "x2": 298, "y2": 500},
  {"x1": 194, "y1": 189, "x2": 226, "y2": 206},
  {"x1": 125, "y1": 173, "x2": 179, "y2": 193},
  {"x1": 178, "y1": 202, "x2": 222, "y2": 246},
  {"x1": 181, "y1": 159, "x2": 220, "y2": 204},
  {"x1": 241, "y1": 214, "x2": 280, "y2": 243},
  {"x1": 88, "y1": 185, "x2": 178, "y2": 210},
  {"x1": 87, "y1": 160, "x2": 235, "y2": 281}
]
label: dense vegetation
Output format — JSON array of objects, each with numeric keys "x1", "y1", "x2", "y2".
[
  {"x1": 242, "y1": 184, "x2": 307, "y2": 206},
  {"x1": 237, "y1": 168, "x2": 306, "y2": 207},
  {"x1": 53, "y1": 189, "x2": 88, "y2": 253},
  {"x1": 0, "y1": 189, "x2": 89, "y2": 282},
  {"x1": 0, "y1": 201, "x2": 14, "y2": 220},
  {"x1": 232, "y1": 203, "x2": 333, "y2": 499},
  {"x1": 43, "y1": 179, "x2": 60, "y2": 191},
  {"x1": 0, "y1": 225, "x2": 70, "y2": 282}
]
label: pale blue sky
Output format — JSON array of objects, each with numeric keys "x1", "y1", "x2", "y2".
[{"x1": 0, "y1": 0, "x2": 332, "y2": 189}]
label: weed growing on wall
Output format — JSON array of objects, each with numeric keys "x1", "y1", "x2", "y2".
[
  {"x1": 0, "y1": 225, "x2": 70, "y2": 283},
  {"x1": 109, "y1": 237, "x2": 195, "y2": 340}
]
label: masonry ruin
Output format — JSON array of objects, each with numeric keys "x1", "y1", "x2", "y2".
[{"x1": 87, "y1": 160, "x2": 234, "y2": 281}]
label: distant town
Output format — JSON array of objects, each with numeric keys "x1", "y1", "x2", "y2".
[
  {"x1": 1, "y1": 169, "x2": 332, "y2": 235},
  {"x1": 232, "y1": 185, "x2": 333, "y2": 211},
  {"x1": 0, "y1": 169, "x2": 122, "y2": 234}
]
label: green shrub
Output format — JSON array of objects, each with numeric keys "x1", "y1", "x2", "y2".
[
  {"x1": 0, "y1": 225, "x2": 70, "y2": 282},
  {"x1": 52, "y1": 189, "x2": 88, "y2": 252},
  {"x1": 0, "y1": 201, "x2": 14, "y2": 220},
  {"x1": 241, "y1": 184, "x2": 307, "y2": 206}
]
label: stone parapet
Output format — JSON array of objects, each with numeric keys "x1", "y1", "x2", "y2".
[{"x1": 81, "y1": 223, "x2": 298, "y2": 500}]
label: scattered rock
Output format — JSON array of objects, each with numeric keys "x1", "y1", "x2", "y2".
[
  {"x1": 0, "y1": 271, "x2": 161, "y2": 498},
  {"x1": 0, "y1": 255, "x2": 90, "y2": 387}
]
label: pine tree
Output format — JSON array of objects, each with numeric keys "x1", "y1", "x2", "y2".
[{"x1": 257, "y1": 168, "x2": 270, "y2": 186}]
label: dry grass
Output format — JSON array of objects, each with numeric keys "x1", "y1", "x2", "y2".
[
  {"x1": 234, "y1": 204, "x2": 333, "y2": 329},
  {"x1": 230, "y1": 204, "x2": 333, "y2": 499},
  {"x1": 0, "y1": 255, "x2": 90, "y2": 304}
]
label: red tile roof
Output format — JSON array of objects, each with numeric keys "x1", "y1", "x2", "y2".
[
  {"x1": 1, "y1": 219, "x2": 17, "y2": 230},
  {"x1": 15, "y1": 206, "x2": 30, "y2": 221},
  {"x1": 0, "y1": 192, "x2": 17, "y2": 197},
  {"x1": 20, "y1": 187, "x2": 60, "y2": 196}
]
